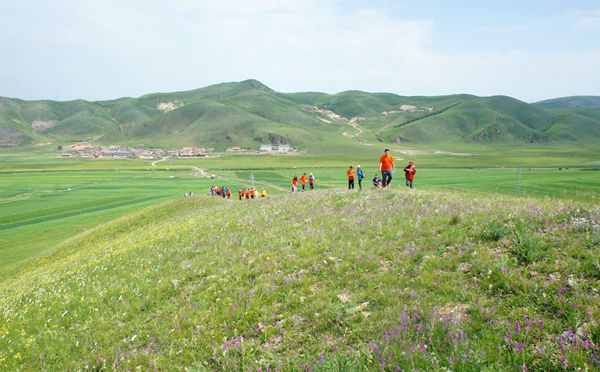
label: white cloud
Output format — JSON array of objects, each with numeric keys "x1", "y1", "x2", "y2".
[
  {"x1": 1, "y1": 0, "x2": 600, "y2": 101},
  {"x1": 567, "y1": 9, "x2": 600, "y2": 30},
  {"x1": 0, "y1": 0, "x2": 437, "y2": 99},
  {"x1": 575, "y1": 16, "x2": 600, "y2": 30}
]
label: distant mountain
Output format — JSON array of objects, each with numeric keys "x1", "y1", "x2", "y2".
[
  {"x1": 534, "y1": 96, "x2": 600, "y2": 109},
  {"x1": 2, "y1": 81, "x2": 600, "y2": 149}
]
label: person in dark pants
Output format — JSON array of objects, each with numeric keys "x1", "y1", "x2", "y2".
[
  {"x1": 356, "y1": 165, "x2": 364, "y2": 190},
  {"x1": 403, "y1": 161, "x2": 417, "y2": 189},
  {"x1": 379, "y1": 148, "x2": 395, "y2": 188},
  {"x1": 309, "y1": 173, "x2": 315, "y2": 189},
  {"x1": 347, "y1": 165, "x2": 355, "y2": 190}
]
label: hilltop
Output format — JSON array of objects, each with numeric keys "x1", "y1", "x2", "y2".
[
  {"x1": 2, "y1": 81, "x2": 600, "y2": 150},
  {"x1": 534, "y1": 96, "x2": 600, "y2": 110},
  {"x1": 0, "y1": 190, "x2": 598, "y2": 370}
]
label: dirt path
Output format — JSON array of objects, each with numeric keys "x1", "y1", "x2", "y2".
[
  {"x1": 151, "y1": 157, "x2": 168, "y2": 166},
  {"x1": 341, "y1": 118, "x2": 364, "y2": 139}
]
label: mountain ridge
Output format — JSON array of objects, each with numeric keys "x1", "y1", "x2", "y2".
[{"x1": 2, "y1": 80, "x2": 599, "y2": 149}]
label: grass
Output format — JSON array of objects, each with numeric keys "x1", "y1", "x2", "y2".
[
  {"x1": 1, "y1": 149, "x2": 599, "y2": 278},
  {"x1": 0, "y1": 189, "x2": 597, "y2": 370}
]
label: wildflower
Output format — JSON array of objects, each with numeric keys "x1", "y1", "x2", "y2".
[
  {"x1": 520, "y1": 365, "x2": 528, "y2": 371},
  {"x1": 515, "y1": 342, "x2": 525, "y2": 353}
]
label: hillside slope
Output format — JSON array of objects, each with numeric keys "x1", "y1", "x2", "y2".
[
  {"x1": 1, "y1": 190, "x2": 597, "y2": 370},
  {"x1": 2, "y1": 82, "x2": 600, "y2": 148},
  {"x1": 534, "y1": 96, "x2": 600, "y2": 109}
]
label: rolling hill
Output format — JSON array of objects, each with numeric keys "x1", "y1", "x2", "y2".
[
  {"x1": 1, "y1": 81, "x2": 600, "y2": 149},
  {"x1": 534, "y1": 96, "x2": 600, "y2": 109},
  {"x1": 0, "y1": 190, "x2": 597, "y2": 370}
]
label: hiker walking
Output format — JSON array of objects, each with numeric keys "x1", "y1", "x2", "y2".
[
  {"x1": 308, "y1": 173, "x2": 315, "y2": 190},
  {"x1": 356, "y1": 165, "x2": 364, "y2": 190},
  {"x1": 291, "y1": 176, "x2": 298, "y2": 192},
  {"x1": 347, "y1": 165, "x2": 356, "y2": 190},
  {"x1": 379, "y1": 148, "x2": 395, "y2": 188},
  {"x1": 238, "y1": 189, "x2": 244, "y2": 200},
  {"x1": 403, "y1": 161, "x2": 416, "y2": 189},
  {"x1": 300, "y1": 173, "x2": 308, "y2": 191}
]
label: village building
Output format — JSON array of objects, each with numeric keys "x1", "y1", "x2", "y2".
[
  {"x1": 259, "y1": 144, "x2": 274, "y2": 153},
  {"x1": 276, "y1": 144, "x2": 291, "y2": 153}
]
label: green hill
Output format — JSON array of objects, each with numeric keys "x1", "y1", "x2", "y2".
[
  {"x1": 534, "y1": 96, "x2": 600, "y2": 109},
  {"x1": 0, "y1": 190, "x2": 597, "y2": 370},
  {"x1": 2, "y1": 81, "x2": 600, "y2": 149}
]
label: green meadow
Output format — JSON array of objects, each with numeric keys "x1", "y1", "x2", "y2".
[
  {"x1": 1, "y1": 145, "x2": 599, "y2": 279},
  {"x1": 1, "y1": 185, "x2": 598, "y2": 370},
  {"x1": 0, "y1": 144, "x2": 599, "y2": 370}
]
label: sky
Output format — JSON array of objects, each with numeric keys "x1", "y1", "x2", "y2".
[{"x1": 1, "y1": 0, "x2": 599, "y2": 102}]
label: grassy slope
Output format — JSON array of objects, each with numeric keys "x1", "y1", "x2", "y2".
[
  {"x1": 0, "y1": 190, "x2": 597, "y2": 370},
  {"x1": 100, "y1": 89, "x2": 351, "y2": 149},
  {"x1": 3, "y1": 84, "x2": 600, "y2": 150},
  {"x1": 534, "y1": 96, "x2": 600, "y2": 109}
]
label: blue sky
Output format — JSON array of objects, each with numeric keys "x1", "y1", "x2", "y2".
[{"x1": 1, "y1": 0, "x2": 599, "y2": 102}]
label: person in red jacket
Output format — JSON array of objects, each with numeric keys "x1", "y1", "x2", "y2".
[
  {"x1": 291, "y1": 176, "x2": 298, "y2": 192},
  {"x1": 403, "y1": 161, "x2": 416, "y2": 189}
]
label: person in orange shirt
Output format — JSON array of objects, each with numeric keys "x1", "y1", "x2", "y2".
[
  {"x1": 347, "y1": 165, "x2": 356, "y2": 190},
  {"x1": 379, "y1": 148, "x2": 395, "y2": 188},
  {"x1": 238, "y1": 189, "x2": 244, "y2": 201},
  {"x1": 291, "y1": 176, "x2": 298, "y2": 192},
  {"x1": 300, "y1": 173, "x2": 308, "y2": 191}
]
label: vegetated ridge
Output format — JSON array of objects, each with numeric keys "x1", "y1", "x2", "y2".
[
  {"x1": 0, "y1": 190, "x2": 597, "y2": 370},
  {"x1": 1, "y1": 80, "x2": 600, "y2": 149}
]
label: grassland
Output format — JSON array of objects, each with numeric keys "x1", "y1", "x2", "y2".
[
  {"x1": 2, "y1": 146, "x2": 600, "y2": 278},
  {"x1": 0, "y1": 188, "x2": 598, "y2": 370},
  {"x1": 1, "y1": 143, "x2": 599, "y2": 370}
]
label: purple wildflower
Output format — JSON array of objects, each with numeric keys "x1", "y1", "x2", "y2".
[
  {"x1": 515, "y1": 342, "x2": 525, "y2": 353},
  {"x1": 520, "y1": 365, "x2": 528, "y2": 371}
]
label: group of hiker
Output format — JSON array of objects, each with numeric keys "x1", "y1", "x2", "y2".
[
  {"x1": 200, "y1": 148, "x2": 416, "y2": 200},
  {"x1": 346, "y1": 148, "x2": 416, "y2": 190},
  {"x1": 290, "y1": 173, "x2": 316, "y2": 192},
  {"x1": 209, "y1": 186, "x2": 268, "y2": 200}
]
